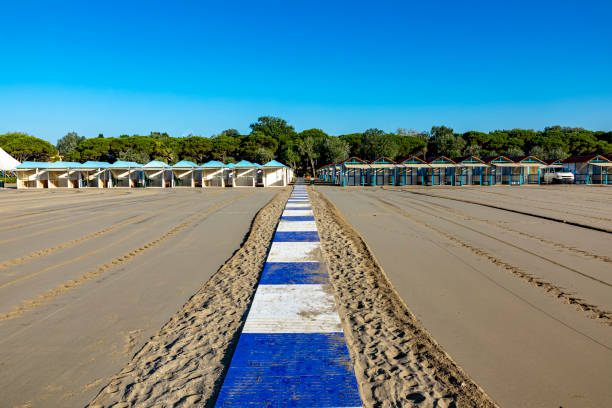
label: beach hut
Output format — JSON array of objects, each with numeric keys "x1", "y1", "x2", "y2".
[
  {"x1": 453, "y1": 156, "x2": 487, "y2": 185},
  {"x1": 396, "y1": 156, "x2": 427, "y2": 186},
  {"x1": 172, "y1": 160, "x2": 200, "y2": 187},
  {"x1": 366, "y1": 157, "x2": 396, "y2": 186},
  {"x1": 225, "y1": 163, "x2": 236, "y2": 186},
  {"x1": 14, "y1": 162, "x2": 51, "y2": 188},
  {"x1": 253, "y1": 162, "x2": 264, "y2": 186},
  {"x1": 337, "y1": 157, "x2": 368, "y2": 186},
  {"x1": 425, "y1": 156, "x2": 456, "y2": 186},
  {"x1": 201, "y1": 160, "x2": 227, "y2": 187},
  {"x1": 481, "y1": 156, "x2": 514, "y2": 185},
  {"x1": 43, "y1": 161, "x2": 83, "y2": 188},
  {"x1": 508, "y1": 156, "x2": 547, "y2": 184},
  {"x1": 262, "y1": 160, "x2": 289, "y2": 187},
  {"x1": 562, "y1": 155, "x2": 612, "y2": 184},
  {"x1": 109, "y1": 161, "x2": 144, "y2": 188},
  {"x1": 80, "y1": 161, "x2": 111, "y2": 188},
  {"x1": 143, "y1": 160, "x2": 171, "y2": 187},
  {"x1": 232, "y1": 160, "x2": 257, "y2": 187}
]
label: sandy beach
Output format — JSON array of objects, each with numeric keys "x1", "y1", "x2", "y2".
[
  {"x1": 0, "y1": 188, "x2": 278, "y2": 407},
  {"x1": 316, "y1": 185, "x2": 612, "y2": 408},
  {"x1": 0, "y1": 185, "x2": 610, "y2": 407}
]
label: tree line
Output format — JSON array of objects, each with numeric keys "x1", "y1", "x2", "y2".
[{"x1": 1, "y1": 117, "x2": 611, "y2": 175}]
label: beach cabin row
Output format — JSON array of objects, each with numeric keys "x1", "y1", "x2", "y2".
[
  {"x1": 15, "y1": 159, "x2": 293, "y2": 189},
  {"x1": 318, "y1": 154, "x2": 612, "y2": 186}
]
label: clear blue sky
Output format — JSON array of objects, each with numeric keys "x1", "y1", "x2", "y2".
[{"x1": 1, "y1": 0, "x2": 611, "y2": 143}]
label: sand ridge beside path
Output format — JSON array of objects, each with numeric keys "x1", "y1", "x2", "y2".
[
  {"x1": 309, "y1": 188, "x2": 497, "y2": 408},
  {"x1": 89, "y1": 188, "x2": 290, "y2": 407}
]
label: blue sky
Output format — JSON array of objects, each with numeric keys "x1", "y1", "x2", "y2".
[{"x1": 1, "y1": 0, "x2": 611, "y2": 143}]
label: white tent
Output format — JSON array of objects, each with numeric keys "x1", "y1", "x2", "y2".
[{"x1": 0, "y1": 147, "x2": 20, "y2": 171}]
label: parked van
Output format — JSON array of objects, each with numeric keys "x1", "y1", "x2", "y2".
[{"x1": 541, "y1": 167, "x2": 574, "y2": 183}]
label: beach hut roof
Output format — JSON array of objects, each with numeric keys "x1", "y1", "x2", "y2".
[
  {"x1": 340, "y1": 157, "x2": 367, "y2": 165},
  {"x1": 369, "y1": 157, "x2": 396, "y2": 164},
  {"x1": 427, "y1": 156, "x2": 456, "y2": 164},
  {"x1": 234, "y1": 160, "x2": 256, "y2": 167},
  {"x1": 508, "y1": 155, "x2": 547, "y2": 166},
  {"x1": 15, "y1": 161, "x2": 52, "y2": 169},
  {"x1": 226, "y1": 163, "x2": 236, "y2": 168},
  {"x1": 262, "y1": 159, "x2": 287, "y2": 167},
  {"x1": 263, "y1": 160, "x2": 286, "y2": 168},
  {"x1": 544, "y1": 158, "x2": 563, "y2": 166},
  {"x1": 47, "y1": 161, "x2": 83, "y2": 169},
  {"x1": 172, "y1": 160, "x2": 199, "y2": 168},
  {"x1": 481, "y1": 155, "x2": 513, "y2": 164},
  {"x1": 200, "y1": 160, "x2": 226, "y2": 168},
  {"x1": 110, "y1": 161, "x2": 143, "y2": 168},
  {"x1": 0, "y1": 147, "x2": 20, "y2": 171},
  {"x1": 561, "y1": 154, "x2": 611, "y2": 164},
  {"x1": 81, "y1": 161, "x2": 111, "y2": 168},
  {"x1": 398, "y1": 155, "x2": 427, "y2": 165},
  {"x1": 143, "y1": 160, "x2": 171, "y2": 168},
  {"x1": 453, "y1": 155, "x2": 486, "y2": 164}
]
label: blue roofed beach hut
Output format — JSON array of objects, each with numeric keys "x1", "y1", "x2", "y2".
[
  {"x1": 453, "y1": 156, "x2": 488, "y2": 185},
  {"x1": 15, "y1": 161, "x2": 51, "y2": 188},
  {"x1": 109, "y1": 161, "x2": 144, "y2": 188},
  {"x1": 143, "y1": 160, "x2": 171, "y2": 187},
  {"x1": 172, "y1": 160, "x2": 201, "y2": 187},
  {"x1": 232, "y1": 160, "x2": 257, "y2": 187},
  {"x1": 262, "y1": 159, "x2": 289, "y2": 187},
  {"x1": 80, "y1": 161, "x2": 111, "y2": 188},
  {"x1": 425, "y1": 156, "x2": 456, "y2": 186},
  {"x1": 201, "y1": 160, "x2": 226, "y2": 187}
]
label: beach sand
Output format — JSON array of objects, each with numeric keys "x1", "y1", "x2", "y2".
[
  {"x1": 0, "y1": 188, "x2": 279, "y2": 407},
  {"x1": 316, "y1": 185, "x2": 612, "y2": 408}
]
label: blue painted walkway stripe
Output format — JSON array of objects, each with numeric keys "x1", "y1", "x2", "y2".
[
  {"x1": 260, "y1": 262, "x2": 329, "y2": 284},
  {"x1": 280, "y1": 215, "x2": 315, "y2": 221},
  {"x1": 215, "y1": 333, "x2": 362, "y2": 407},
  {"x1": 273, "y1": 231, "x2": 320, "y2": 242},
  {"x1": 215, "y1": 183, "x2": 362, "y2": 407}
]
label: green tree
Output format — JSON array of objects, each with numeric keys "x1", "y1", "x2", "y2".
[
  {"x1": 283, "y1": 149, "x2": 300, "y2": 170},
  {"x1": 56, "y1": 131, "x2": 86, "y2": 158},
  {"x1": 118, "y1": 149, "x2": 150, "y2": 163},
  {"x1": 361, "y1": 128, "x2": 398, "y2": 159},
  {"x1": 0, "y1": 132, "x2": 57, "y2": 162},
  {"x1": 338, "y1": 133, "x2": 363, "y2": 157},
  {"x1": 239, "y1": 132, "x2": 279, "y2": 162},
  {"x1": 254, "y1": 147, "x2": 275, "y2": 163},
  {"x1": 322, "y1": 137, "x2": 349, "y2": 164},
  {"x1": 179, "y1": 136, "x2": 213, "y2": 163},
  {"x1": 430, "y1": 126, "x2": 465, "y2": 158},
  {"x1": 211, "y1": 135, "x2": 240, "y2": 162},
  {"x1": 506, "y1": 147, "x2": 525, "y2": 157},
  {"x1": 299, "y1": 137, "x2": 319, "y2": 176}
]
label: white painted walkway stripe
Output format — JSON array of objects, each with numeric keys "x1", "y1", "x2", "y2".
[
  {"x1": 282, "y1": 209, "x2": 314, "y2": 217},
  {"x1": 267, "y1": 242, "x2": 321, "y2": 262},
  {"x1": 276, "y1": 220, "x2": 318, "y2": 231},
  {"x1": 242, "y1": 284, "x2": 341, "y2": 333}
]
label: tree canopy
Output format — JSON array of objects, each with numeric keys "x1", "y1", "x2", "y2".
[{"x1": 2, "y1": 119, "x2": 611, "y2": 176}]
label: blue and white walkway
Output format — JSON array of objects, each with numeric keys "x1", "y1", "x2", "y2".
[{"x1": 215, "y1": 183, "x2": 362, "y2": 407}]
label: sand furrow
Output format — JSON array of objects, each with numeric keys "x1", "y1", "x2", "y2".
[
  {"x1": 373, "y1": 197, "x2": 612, "y2": 325},
  {"x1": 309, "y1": 188, "x2": 497, "y2": 408},
  {"x1": 0, "y1": 191, "x2": 255, "y2": 325},
  {"x1": 89, "y1": 189, "x2": 289, "y2": 407}
]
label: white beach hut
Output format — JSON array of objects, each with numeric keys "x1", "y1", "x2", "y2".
[
  {"x1": 201, "y1": 160, "x2": 226, "y2": 187},
  {"x1": 172, "y1": 160, "x2": 200, "y2": 187},
  {"x1": 262, "y1": 160, "x2": 288, "y2": 187},
  {"x1": 14, "y1": 162, "x2": 50, "y2": 188},
  {"x1": 232, "y1": 160, "x2": 257, "y2": 187},
  {"x1": 109, "y1": 161, "x2": 144, "y2": 188},
  {"x1": 80, "y1": 161, "x2": 111, "y2": 188},
  {"x1": 143, "y1": 160, "x2": 171, "y2": 188}
]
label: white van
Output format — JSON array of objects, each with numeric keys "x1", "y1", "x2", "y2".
[{"x1": 542, "y1": 167, "x2": 574, "y2": 183}]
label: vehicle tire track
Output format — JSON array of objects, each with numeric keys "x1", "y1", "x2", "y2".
[
  {"x1": 0, "y1": 194, "x2": 217, "y2": 273},
  {"x1": 371, "y1": 197, "x2": 612, "y2": 326},
  {"x1": 0, "y1": 191, "x2": 255, "y2": 325}
]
